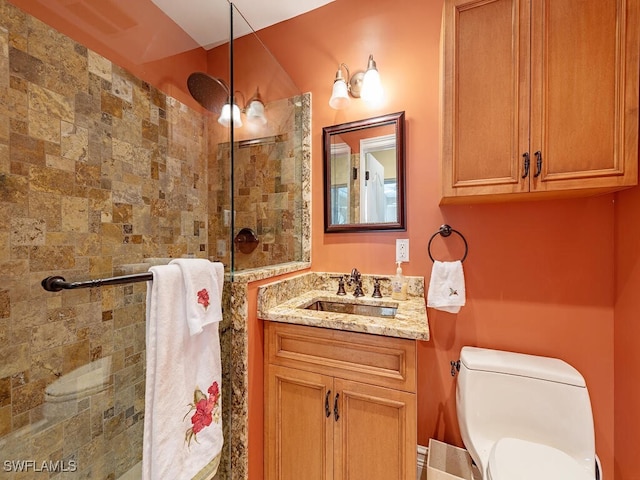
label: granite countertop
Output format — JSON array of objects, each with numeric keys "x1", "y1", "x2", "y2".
[{"x1": 258, "y1": 272, "x2": 430, "y2": 341}]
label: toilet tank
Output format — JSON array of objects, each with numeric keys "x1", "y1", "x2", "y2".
[{"x1": 456, "y1": 347, "x2": 595, "y2": 476}]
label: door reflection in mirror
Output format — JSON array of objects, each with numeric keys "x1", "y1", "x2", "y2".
[
  {"x1": 330, "y1": 142, "x2": 351, "y2": 224},
  {"x1": 361, "y1": 134, "x2": 397, "y2": 223}
]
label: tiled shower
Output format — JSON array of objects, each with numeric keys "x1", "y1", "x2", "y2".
[{"x1": 0, "y1": 1, "x2": 308, "y2": 478}]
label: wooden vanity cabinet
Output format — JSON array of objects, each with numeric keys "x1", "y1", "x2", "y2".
[
  {"x1": 441, "y1": 0, "x2": 639, "y2": 203},
  {"x1": 264, "y1": 322, "x2": 417, "y2": 480}
]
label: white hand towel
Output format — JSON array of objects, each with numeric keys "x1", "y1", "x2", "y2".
[
  {"x1": 143, "y1": 264, "x2": 223, "y2": 480},
  {"x1": 427, "y1": 260, "x2": 466, "y2": 313},
  {"x1": 169, "y1": 258, "x2": 224, "y2": 336}
]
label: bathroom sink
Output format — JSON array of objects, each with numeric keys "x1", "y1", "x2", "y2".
[{"x1": 304, "y1": 300, "x2": 397, "y2": 318}]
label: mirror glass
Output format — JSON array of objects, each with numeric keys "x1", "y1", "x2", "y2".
[{"x1": 323, "y1": 112, "x2": 405, "y2": 232}]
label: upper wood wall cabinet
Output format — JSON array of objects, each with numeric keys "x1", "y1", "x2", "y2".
[{"x1": 441, "y1": 0, "x2": 639, "y2": 204}]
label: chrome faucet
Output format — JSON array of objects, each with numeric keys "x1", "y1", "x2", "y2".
[{"x1": 348, "y1": 268, "x2": 364, "y2": 297}]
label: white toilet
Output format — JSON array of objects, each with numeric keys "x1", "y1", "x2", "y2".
[{"x1": 456, "y1": 346, "x2": 599, "y2": 480}]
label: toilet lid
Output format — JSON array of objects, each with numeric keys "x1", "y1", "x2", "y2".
[{"x1": 488, "y1": 438, "x2": 593, "y2": 480}]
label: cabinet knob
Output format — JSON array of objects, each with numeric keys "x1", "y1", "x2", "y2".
[
  {"x1": 521, "y1": 152, "x2": 530, "y2": 179},
  {"x1": 333, "y1": 393, "x2": 340, "y2": 421}
]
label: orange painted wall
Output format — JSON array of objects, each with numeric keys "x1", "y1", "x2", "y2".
[
  {"x1": 614, "y1": 185, "x2": 640, "y2": 479},
  {"x1": 255, "y1": 0, "x2": 617, "y2": 478},
  {"x1": 245, "y1": 269, "x2": 310, "y2": 480},
  {"x1": 246, "y1": 283, "x2": 264, "y2": 480}
]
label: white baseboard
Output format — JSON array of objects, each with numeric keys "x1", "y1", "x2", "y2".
[{"x1": 417, "y1": 444, "x2": 428, "y2": 480}]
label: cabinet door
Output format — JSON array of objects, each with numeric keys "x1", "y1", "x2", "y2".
[
  {"x1": 530, "y1": 0, "x2": 638, "y2": 192},
  {"x1": 333, "y1": 379, "x2": 417, "y2": 480},
  {"x1": 265, "y1": 365, "x2": 333, "y2": 480},
  {"x1": 442, "y1": 0, "x2": 531, "y2": 200}
]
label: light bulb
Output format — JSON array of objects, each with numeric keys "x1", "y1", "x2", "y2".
[
  {"x1": 360, "y1": 54, "x2": 383, "y2": 105},
  {"x1": 218, "y1": 103, "x2": 243, "y2": 127},
  {"x1": 246, "y1": 99, "x2": 267, "y2": 125},
  {"x1": 329, "y1": 78, "x2": 350, "y2": 109}
]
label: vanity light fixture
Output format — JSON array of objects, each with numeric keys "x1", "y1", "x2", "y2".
[
  {"x1": 329, "y1": 54, "x2": 384, "y2": 110},
  {"x1": 218, "y1": 87, "x2": 267, "y2": 127}
]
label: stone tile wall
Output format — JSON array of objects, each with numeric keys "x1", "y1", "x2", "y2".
[
  {"x1": 208, "y1": 95, "x2": 309, "y2": 272},
  {"x1": 0, "y1": 1, "x2": 211, "y2": 477}
]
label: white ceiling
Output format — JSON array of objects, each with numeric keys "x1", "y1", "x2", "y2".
[{"x1": 151, "y1": 0, "x2": 335, "y2": 49}]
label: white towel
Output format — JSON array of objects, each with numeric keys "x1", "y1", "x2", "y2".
[
  {"x1": 143, "y1": 264, "x2": 223, "y2": 480},
  {"x1": 169, "y1": 258, "x2": 224, "y2": 336},
  {"x1": 427, "y1": 260, "x2": 466, "y2": 313}
]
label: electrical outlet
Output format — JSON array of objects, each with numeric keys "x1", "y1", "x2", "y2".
[{"x1": 396, "y1": 239, "x2": 409, "y2": 262}]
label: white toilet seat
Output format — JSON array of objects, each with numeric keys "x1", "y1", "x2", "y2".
[{"x1": 487, "y1": 437, "x2": 594, "y2": 480}]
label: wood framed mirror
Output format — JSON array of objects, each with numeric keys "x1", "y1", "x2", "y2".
[{"x1": 322, "y1": 111, "x2": 406, "y2": 233}]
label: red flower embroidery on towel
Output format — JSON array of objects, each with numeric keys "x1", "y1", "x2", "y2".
[
  {"x1": 208, "y1": 382, "x2": 220, "y2": 402},
  {"x1": 184, "y1": 381, "x2": 221, "y2": 447},
  {"x1": 197, "y1": 288, "x2": 210, "y2": 309},
  {"x1": 191, "y1": 398, "x2": 214, "y2": 434}
]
